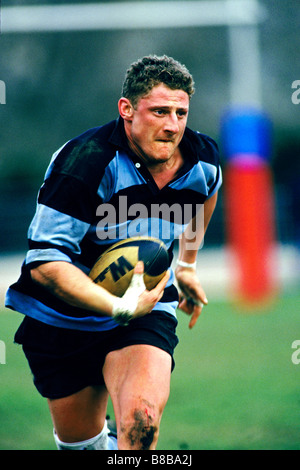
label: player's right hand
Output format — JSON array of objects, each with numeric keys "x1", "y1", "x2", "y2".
[{"x1": 132, "y1": 262, "x2": 170, "y2": 318}]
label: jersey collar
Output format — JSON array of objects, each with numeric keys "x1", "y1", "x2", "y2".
[{"x1": 109, "y1": 116, "x2": 204, "y2": 189}]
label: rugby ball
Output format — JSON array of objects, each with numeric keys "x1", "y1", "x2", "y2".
[{"x1": 89, "y1": 237, "x2": 169, "y2": 297}]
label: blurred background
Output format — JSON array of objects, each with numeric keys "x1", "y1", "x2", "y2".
[
  {"x1": 0, "y1": 0, "x2": 299, "y2": 450},
  {"x1": 0, "y1": 0, "x2": 300, "y2": 295}
]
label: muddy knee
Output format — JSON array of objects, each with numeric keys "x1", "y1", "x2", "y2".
[{"x1": 120, "y1": 406, "x2": 159, "y2": 450}]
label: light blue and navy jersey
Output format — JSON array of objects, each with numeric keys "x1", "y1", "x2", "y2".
[{"x1": 5, "y1": 117, "x2": 222, "y2": 331}]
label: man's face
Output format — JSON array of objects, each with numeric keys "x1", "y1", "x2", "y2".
[{"x1": 120, "y1": 83, "x2": 190, "y2": 166}]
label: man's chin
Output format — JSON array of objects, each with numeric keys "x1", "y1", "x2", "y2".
[
  {"x1": 152, "y1": 145, "x2": 176, "y2": 161},
  {"x1": 148, "y1": 154, "x2": 173, "y2": 164}
]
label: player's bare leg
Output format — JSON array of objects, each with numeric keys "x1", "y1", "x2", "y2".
[
  {"x1": 48, "y1": 385, "x2": 109, "y2": 443},
  {"x1": 103, "y1": 344, "x2": 172, "y2": 450}
]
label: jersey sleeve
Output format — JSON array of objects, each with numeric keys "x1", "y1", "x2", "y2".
[
  {"x1": 24, "y1": 142, "x2": 107, "y2": 269},
  {"x1": 23, "y1": 124, "x2": 117, "y2": 269},
  {"x1": 25, "y1": 172, "x2": 95, "y2": 268}
]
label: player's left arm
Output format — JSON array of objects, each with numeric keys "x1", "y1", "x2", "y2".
[{"x1": 175, "y1": 192, "x2": 218, "y2": 329}]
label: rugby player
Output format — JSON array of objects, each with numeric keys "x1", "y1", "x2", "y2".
[{"x1": 6, "y1": 55, "x2": 222, "y2": 450}]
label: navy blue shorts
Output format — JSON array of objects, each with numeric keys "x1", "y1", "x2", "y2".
[{"x1": 14, "y1": 311, "x2": 179, "y2": 399}]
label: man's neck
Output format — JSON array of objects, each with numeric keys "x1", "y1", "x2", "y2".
[{"x1": 146, "y1": 149, "x2": 184, "y2": 190}]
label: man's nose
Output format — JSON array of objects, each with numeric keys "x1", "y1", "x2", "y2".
[{"x1": 164, "y1": 112, "x2": 180, "y2": 133}]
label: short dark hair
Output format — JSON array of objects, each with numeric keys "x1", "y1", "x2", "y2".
[{"x1": 121, "y1": 55, "x2": 195, "y2": 107}]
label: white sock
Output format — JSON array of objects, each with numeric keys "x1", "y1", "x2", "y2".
[
  {"x1": 107, "y1": 435, "x2": 118, "y2": 450},
  {"x1": 54, "y1": 420, "x2": 109, "y2": 450}
]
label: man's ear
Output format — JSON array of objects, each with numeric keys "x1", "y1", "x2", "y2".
[{"x1": 118, "y1": 97, "x2": 134, "y2": 121}]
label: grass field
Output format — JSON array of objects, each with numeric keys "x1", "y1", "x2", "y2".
[{"x1": 0, "y1": 293, "x2": 299, "y2": 450}]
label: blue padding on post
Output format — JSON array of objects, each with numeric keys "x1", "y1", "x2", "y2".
[{"x1": 221, "y1": 107, "x2": 272, "y2": 162}]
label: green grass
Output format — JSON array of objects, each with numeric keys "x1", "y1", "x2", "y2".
[
  {"x1": 0, "y1": 293, "x2": 299, "y2": 450},
  {"x1": 158, "y1": 294, "x2": 300, "y2": 450}
]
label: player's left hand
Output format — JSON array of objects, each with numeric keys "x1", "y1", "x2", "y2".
[{"x1": 175, "y1": 266, "x2": 208, "y2": 329}]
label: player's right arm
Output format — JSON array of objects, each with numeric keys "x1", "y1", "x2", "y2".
[
  {"x1": 31, "y1": 261, "x2": 116, "y2": 315},
  {"x1": 30, "y1": 260, "x2": 169, "y2": 320}
]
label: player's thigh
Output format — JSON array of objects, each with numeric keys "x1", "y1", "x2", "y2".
[
  {"x1": 48, "y1": 384, "x2": 109, "y2": 442},
  {"x1": 103, "y1": 344, "x2": 172, "y2": 428}
]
